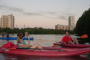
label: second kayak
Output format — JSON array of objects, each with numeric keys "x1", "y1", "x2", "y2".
[
  {"x1": 54, "y1": 43, "x2": 90, "y2": 48},
  {"x1": 0, "y1": 37, "x2": 34, "y2": 40}
]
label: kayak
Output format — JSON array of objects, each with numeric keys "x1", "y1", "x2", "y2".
[
  {"x1": 0, "y1": 42, "x2": 90, "y2": 57},
  {"x1": 1, "y1": 47, "x2": 90, "y2": 57},
  {"x1": 54, "y1": 43, "x2": 90, "y2": 48},
  {"x1": 0, "y1": 37, "x2": 34, "y2": 40},
  {"x1": 61, "y1": 44, "x2": 90, "y2": 48}
]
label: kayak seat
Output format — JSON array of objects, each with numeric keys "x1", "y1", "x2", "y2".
[
  {"x1": 13, "y1": 44, "x2": 19, "y2": 48},
  {"x1": 2, "y1": 42, "x2": 19, "y2": 48},
  {"x1": 3, "y1": 42, "x2": 15, "y2": 48}
]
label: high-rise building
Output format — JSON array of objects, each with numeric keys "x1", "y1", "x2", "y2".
[
  {"x1": 55, "y1": 24, "x2": 68, "y2": 30},
  {"x1": 63, "y1": 26, "x2": 69, "y2": 30},
  {"x1": 1, "y1": 14, "x2": 14, "y2": 29},
  {"x1": 55, "y1": 24, "x2": 63, "y2": 30},
  {"x1": 68, "y1": 16, "x2": 75, "y2": 30},
  {"x1": 66, "y1": 26, "x2": 69, "y2": 30}
]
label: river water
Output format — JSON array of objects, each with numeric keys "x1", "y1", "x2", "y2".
[{"x1": 0, "y1": 34, "x2": 85, "y2": 60}]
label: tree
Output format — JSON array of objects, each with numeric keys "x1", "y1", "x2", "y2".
[
  {"x1": 75, "y1": 8, "x2": 90, "y2": 36},
  {"x1": 0, "y1": 27, "x2": 75, "y2": 34}
]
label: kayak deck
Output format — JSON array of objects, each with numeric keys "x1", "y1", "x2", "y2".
[{"x1": 0, "y1": 47, "x2": 90, "y2": 57}]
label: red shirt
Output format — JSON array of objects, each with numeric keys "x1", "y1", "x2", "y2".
[{"x1": 62, "y1": 36, "x2": 72, "y2": 42}]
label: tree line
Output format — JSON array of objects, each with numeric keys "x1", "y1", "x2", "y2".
[{"x1": 0, "y1": 27, "x2": 75, "y2": 34}]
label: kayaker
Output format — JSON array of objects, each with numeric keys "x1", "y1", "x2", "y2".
[
  {"x1": 61, "y1": 31, "x2": 79, "y2": 44},
  {"x1": 6, "y1": 33, "x2": 10, "y2": 38},
  {"x1": 17, "y1": 32, "x2": 42, "y2": 50},
  {"x1": 2, "y1": 32, "x2": 5, "y2": 38}
]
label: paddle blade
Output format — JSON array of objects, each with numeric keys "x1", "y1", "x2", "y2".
[
  {"x1": 81, "y1": 34, "x2": 88, "y2": 38},
  {"x1": 10, "y1": 48, "x2": 16, "y2": 49},
  {"x1": 52, "y1": 45, "x2": 58, "y2": 47}
]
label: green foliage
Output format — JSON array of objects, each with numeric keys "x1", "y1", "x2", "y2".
[
  {"x1": 0, "y1": 27, "x2": 75, "y2": 34},
  {"x1": 77, "y1": 38, "x2": 89, "y2": 44},
  {"x1": 75, "y1": 8, "x2": 90, "y2": 36}
]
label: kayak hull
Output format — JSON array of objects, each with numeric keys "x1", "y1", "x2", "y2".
[
  {"x1": 0, "y1": 47, "x2": 90, "y2": 57},
  {"x1": 61, "y1": 44, "x2": 90, "y2": 48},
  {"x1": 54, "y1": 43, "x2": 90, "y2": 48}
]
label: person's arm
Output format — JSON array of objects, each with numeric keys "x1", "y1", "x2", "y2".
[
  {"x1": 69, "y1": 36, "x2": 72, "y2": 41},
  {"x1": 68, "y1": 36, "x2": 74, "y2": 44},
  {"x1": 60, "y1": 37, "x2": 66, "y2": 44},
  {"x1": 27, "y1": 35, "x2": 30, "y2": 47},
  {"x1": 25, "y1": 32, "x2": 30, "y2": 46},
  {"x1": 19, "y1": 35, "x2": 30, "y2": 48}
]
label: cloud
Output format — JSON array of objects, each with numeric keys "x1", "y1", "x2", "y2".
[
  {"x1": 40, "y1": 11, "x2": 76, "y2": 20},
  {"x1": 24, "y1": 12, "x2": 41, "y2": 15},
  {"x1": 57, "y1": 16, "x2": 67, "y2": 19},
  {"x1": 0, "y1": 4, "x2": 76, "y2": 20},
  {"x1": 0, "y1": 5, "x2": 24, "y2": 12},
  {"x1": 0, "y1": 5, "x2": 39, "y2": 16}
]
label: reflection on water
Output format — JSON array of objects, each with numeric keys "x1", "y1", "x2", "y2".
[{"x1": 0, "y1": 53, "x2": 85, "y2": 60}]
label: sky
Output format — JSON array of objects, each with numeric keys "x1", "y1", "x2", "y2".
[{"x1": 0, "y1": 0, "x2": 90, "y2": 29}]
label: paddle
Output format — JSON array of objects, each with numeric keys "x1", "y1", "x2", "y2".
[
  {"x1": 9, "y1": 48, "x2": 63, "y2": 51},
  {"x1": 81, "y1": 34, "x2": 88, "y2": 38}
]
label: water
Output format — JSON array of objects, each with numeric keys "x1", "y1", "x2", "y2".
[
  {"x1": 0, "y1": 53, "x2": 85, "y2": 60},
  {"x1": 0, "y1": 34, "x2": 79, "y2": 47},
  {"x1": 0, "y1": 34, "x2": 85, "y2": 60}
]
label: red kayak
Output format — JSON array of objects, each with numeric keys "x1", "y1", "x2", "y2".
[
  {"x1": 54, "y1": 43, "x2": 90, "y2": 48},
  {"x1": 1, "y1": 47, "x2": 90, "y2": 57},
  {"x1": 0, "y1": 42, "x2": 90, "y2": 57}
]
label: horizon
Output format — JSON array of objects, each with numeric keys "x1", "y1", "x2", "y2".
[{"x1": 0, "y1": 0, "x2": 90, "y2": 29}]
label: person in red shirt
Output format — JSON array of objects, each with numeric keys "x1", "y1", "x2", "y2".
[{"x1": 61, "y1": 31, "x2": 79, "y2": 44}]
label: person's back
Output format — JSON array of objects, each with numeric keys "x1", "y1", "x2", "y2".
[
  {"x1": 7, "y1": 34, "x2": 9, "y2": 38},
  {"x1": 17, "y1": 40, "x2": 26, "y2": 48},
  {"x1": 17, "y1": 32, "x2": 30, "y2": 48}
]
